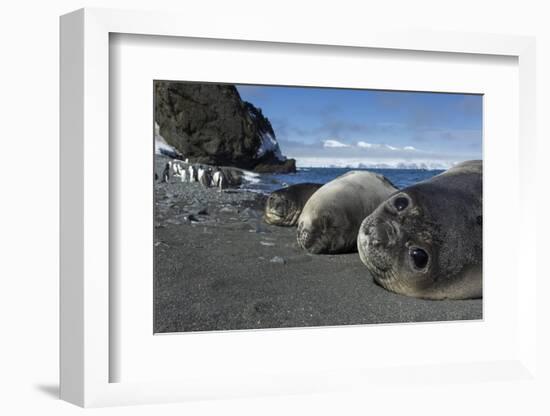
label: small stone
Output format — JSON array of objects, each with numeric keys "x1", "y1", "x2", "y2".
[
  {"x1": 255, "y1": 224, "x2": 271, "y2": 234},
  {"x1": 220, "y1": 206, "x2": 236, "y2": 214},
  {"x1": 270, "y1": 256, "x2": 286, "y2": 264},
  {"x1": 240, "y1": 207, "x2": 258, "y2": 218},
  {"x1": 196, "y1": 207, "x2": 209, "y2": 215}
]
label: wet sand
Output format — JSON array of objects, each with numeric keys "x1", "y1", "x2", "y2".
[{"x1": 154, "y1": 158, "x2": 482, "y2": 333}]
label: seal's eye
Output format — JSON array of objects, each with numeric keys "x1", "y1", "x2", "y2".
[
  {"x1": 410, "y1": 248, "x2": 429, "y2": 269},
  {"x1": 394, "y1": 196, "x2": 409, "y2": 211}
]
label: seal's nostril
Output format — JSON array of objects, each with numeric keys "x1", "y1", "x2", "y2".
[{"x1": 366, "y1": 224, "x2": 394, "y2": 247}]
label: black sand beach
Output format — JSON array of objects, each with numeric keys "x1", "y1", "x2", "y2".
[{"x1": 154, "y1": 156, "x2": 482, "y2": 333}]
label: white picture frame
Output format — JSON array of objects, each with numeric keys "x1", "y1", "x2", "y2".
[{"x1": 60, "y1": 7, "x2": 538, "y2": 408}]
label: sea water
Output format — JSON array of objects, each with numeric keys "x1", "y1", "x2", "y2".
[{"x1": 242, "y1": 167, "x2": 444, "y2": 194}]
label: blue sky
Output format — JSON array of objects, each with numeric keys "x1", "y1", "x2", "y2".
[{"x1": 236, "y1": 84, "x2": 482, "y2": 168}]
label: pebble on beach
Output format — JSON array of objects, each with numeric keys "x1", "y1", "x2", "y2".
[{"x1": 270, "y1": 256, "x2": 286, "y2": 264}]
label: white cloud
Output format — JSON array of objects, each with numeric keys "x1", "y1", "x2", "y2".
[
  {"x1": 356, "y1": 142, "x2": 417, "y2": 152},
  {"x1": 322, "y1": 139, "x2": 350, "y2": 148},
  {"x1": 357, "y1": 141, "x2": 380, "y2": 149},
  {"x1": 357, "y1": 141, "x2": 401, "y2": 151}
]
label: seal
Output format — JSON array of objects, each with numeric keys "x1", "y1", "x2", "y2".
[
  {"x1": 296, "y1": 171, "x2": 397, "y2": 254},
  {"x1": 264, "y1": 183, "x2": 323, "y2": 226},
  {"x1": 356, "y1": 160, "x2": 482, "y2": 300}
]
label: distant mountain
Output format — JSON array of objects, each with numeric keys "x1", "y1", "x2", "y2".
[
  {"x1": 293, "y1": 157, "x2": 454, "y2": 170},
  {"x1": 360, "y1": 161, "x2": 451, "y2": 170},
  {"x1": 154, "y1": 81, "x2": 296, "y2": 173}
]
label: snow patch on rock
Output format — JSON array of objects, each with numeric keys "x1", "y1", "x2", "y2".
[
  {"x1": 155, "y1": 122, "x2": 180, "y2": 158},
  {"x1": 256, "y1": 131, "x2": 285, "y2": 161}
]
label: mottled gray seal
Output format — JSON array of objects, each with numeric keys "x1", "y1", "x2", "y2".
[
  {"x1": 296, "y1": 171, "x2": 397, "y2": 254},
  {"x1": 357, "y1": 160, "x2": 482, "y2": 300},
  {"x1": 264, "y1": 183, "x2": 323, "y2": 227}
]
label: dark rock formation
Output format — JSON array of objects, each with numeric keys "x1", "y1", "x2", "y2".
[
  {"x1": 155, "y1": 81, "x2": 296, "y2": 173},
  {"x1": 253, "y1": 159, "x2": 297, "y2": 174}
]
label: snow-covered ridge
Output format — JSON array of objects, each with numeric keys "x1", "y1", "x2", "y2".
[
  {"x1": 155, "y1": 122, "x2": 180, "y2": 158},
  {"x1": 246, "y1": 105, "x2": 286, "y2": 162},
  {"x1": 294, "y1": 157, "x2": 455, "y2": 170},
  {"x1": 256, "y1": 131, "x2": 286, "y2": 161}
]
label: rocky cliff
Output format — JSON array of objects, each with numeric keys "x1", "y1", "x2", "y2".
[{"x1": 154, "y1": 81, "x2": 296, "y2": 173}]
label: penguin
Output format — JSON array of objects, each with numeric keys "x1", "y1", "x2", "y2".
[
  {"x1": 188, "y1": 165, "x2": 197, "y2": 182},
  {"x1": 212, "y1": 170, "x2": 221, "y2": 187},
  {"x1": 218, "y1": 170, "x2": 227, "y2": 191},
  {"x1": 161, "y1": 162, "x2": 170, "y2": 183},
  {"x1": 173, "y1": 162, "x2": 184, "y2": 177},
  {"x1": 212, "y1": 168, "x2": 227, "y2": 191},
  {"x1": 197, "y1": 167, "x2": 205, "y2": 183},
  {"x1": 198, "y1": 167, "x2": 212, "y2": 187}
]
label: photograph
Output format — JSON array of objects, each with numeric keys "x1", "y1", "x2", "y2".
[{"x1": 153, "y1": 81, "x2": 483, "y2": 333}]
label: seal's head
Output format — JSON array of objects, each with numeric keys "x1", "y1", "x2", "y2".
[
  {"x1": 359, "y1": 161, "x2": 482, "y2": 299},
  {"x1": 296, "y1": 203, "x2": 353, "y2": 254},
  {"x1": 357, "y1": 191, "x2": 441, "y2": 297},
  {"x1": 264, "y1": 184, "x2": 323, "y2": 227},
  {"x1": 264, "y1": 192, "x2": 300, "y2": 226}
]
